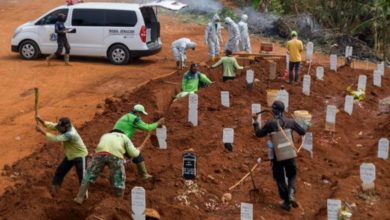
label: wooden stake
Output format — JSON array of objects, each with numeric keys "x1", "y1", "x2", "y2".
[{"x1": 229, "y1": 164, "x2": 259, "y2": 191}]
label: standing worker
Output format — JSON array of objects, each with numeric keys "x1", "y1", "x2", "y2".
[
  {"x1": 46, "y1": 13, "x2": 72, "y2": 66},
  {"x1": 74, "y1": 129, "x2": 147, "y2": 204},
  {"x1": 113, "y1": 104, "x2": 164, "y2": 180},
  {"x1": 35, "y1": 116, "x2": 88, "y2": 195},
  {"x1": 175, "y1": 63, "x2": 213, "y2": 100},
  {"x1": 205, "y1": 14, "x2": 223, "y2": 62},
  {"x1": 224, "y1": 17, "x2": 240, "y2": 53},
  {"x1": 211, "y1": 49, "x2": 243, "y2": 82},
  {"x1": 171, "y1": 38, "x2": 197, "y2": 69},
  {"x1": 286, "y1": 31, "x2": 303, "y2": 84},
  {"x1": 238, "y1": 14, "x2": 251, "y2": 53},
  {"x1": 252, "y1": 101, "x2": 306, "y2": 211}
]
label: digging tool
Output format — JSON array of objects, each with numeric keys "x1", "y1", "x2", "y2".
[
  {"x1": 297, "y1": 135, "x2": 306, "y2": 153},
  {"x1": 229, "y1": 163, "x2": 259, "y2": 191},
  {"x1": 34, "y1": 87, "x2": 39, "y2": 125},
  {"x1": 249, "y1": 166, "x2": 264, "y2": 203},
  {"x1": 137, "y1": 132, "x2": 152, "y2": 152}
]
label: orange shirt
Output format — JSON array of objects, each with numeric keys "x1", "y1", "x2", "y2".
[{"x1": 287, "y1": 38, "x2": 303, "y2": 62}]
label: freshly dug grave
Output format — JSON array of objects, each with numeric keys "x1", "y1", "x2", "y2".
[{"x1": 0, "y1": 60, "x2": 389, "y2": 220}]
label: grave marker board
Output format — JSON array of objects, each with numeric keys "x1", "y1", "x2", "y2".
[
  {"x1": 156, "y1": 126, "x2": 167, "y2": 149},
  {"x1": 330, "y1": 55, "x2": 337, "y2": 71},
  {"x1": 325, "y1": 105, "x2": 337, "y2": 131},
  {"x1": 286, "y1": 54, "x2": 289, "y2": 70},
  {"x1": 276, "y1": 89, "x2": 289, "y2": 112},
  {"x1": 378, "y1": 138, "x2": 389, "y2": 160},
  {"x1": 221, "y1": 91, "x2": 230, "y2": 107},
  {"x1": 302, "y1": 75, "x2": 311, "y2": 96},
  {"x1": 344, "y1": 95, "x2": 354, "y2": 115},
  {"x1": 131, "y1": 187, "x2": 146, "y2": 220},
  {"x1": 269, "y1": 62, "x2": 277, "y2": 80},
  {"x1": 345, "y1": 46, "x2": 353, "y2": 57},
  {"x1": 246, "y1": 69, "x2": 254, "y2": 88},
  {"x1": 316, "y1": 66, "x2": 324, "y2": 80},
  {"x1": 223, "y1": 128, "x2": 234, "y2": 144},
  {"x1": 357, "y1": 75, "x2": 367, "y2": 91},
  {"x1": 378, "y1": 62, "x2": 385, "y2": 76},
  {"x1": 306, "y1": 42, "x2": 314, "y2": 61},
  {"x1": 327, "y1": 199, "x2": 342, "y2": 220},
  {"x1": 240, "y1": 203, "x2": 253, "y2": 220},
  {"x1": 188, "y1": 94, "x2": 198, "y2": 126},
  {"x1": 182, "y1": 152, "x2": 197, "y2": 180},
  {"x1": 251, "y1": 104, "x2": 261, "y2": 125},
  {"x1": 360, "y1": 163, "x2": 376, "y2": 184},
  {"x1": 373, "y1": 70, "x2": 382, "y2": 87}
]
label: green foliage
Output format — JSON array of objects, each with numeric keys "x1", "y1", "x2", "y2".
[
  {"x1": 269, "y1": 0, "x2": 284, "y2": 15},
  {"x1": 219, "y1": 7, "x2": 238, "y2": 20}
]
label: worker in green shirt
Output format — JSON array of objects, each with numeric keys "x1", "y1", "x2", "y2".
[
  {"x1": 113, "y1": 104, "x2": 163, "y2": 179},
  {"x1": 175, "y1": 63, "x2": 213, "y2": 100},
  {"x1": 35, "y1": 116, "x2": 88, "y2": 195},
  {"x1": 211, "y1": 49, "x2": 243, "y2": 82},
  {"x1": 74, "y1": 129, "x2": 146, "y2": 204}
]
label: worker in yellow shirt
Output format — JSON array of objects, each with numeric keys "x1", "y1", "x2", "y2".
[{"x1": 286, "y1": 31, "x2": 303, "y2": 84}]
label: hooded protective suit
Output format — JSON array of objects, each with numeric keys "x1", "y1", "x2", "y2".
[
  {"x1": 238, "y1": 14, "x2": 251, "y2": 53},
  {"x1": 224, "y1": 17, "x2": 240, "y2": 52},
  {"x1": 205, "y1": 14, "x2": 223, "y2": 59},
  {"x1": 171, "y1": 38, "x2": 197, "y2": 62}
]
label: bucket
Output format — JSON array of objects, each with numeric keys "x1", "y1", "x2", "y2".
[{"x1": 267, "y1": 89, "x2": 279, "y2": 106}]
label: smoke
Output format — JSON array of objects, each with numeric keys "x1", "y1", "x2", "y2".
[
  {"x1": 180, "y1": 0, "x2": 223, "y2": 14},
  {"x1": 236, "y1": 7, "x2": 279, "y2": 36}
]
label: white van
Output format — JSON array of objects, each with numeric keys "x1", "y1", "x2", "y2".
[{"x1": 11, "y1": 1, "x2": 186, "y2": 64}]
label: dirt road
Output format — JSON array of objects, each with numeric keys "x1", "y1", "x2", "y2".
[{"x1": 0, "y1": 0, "x2": 217, "y2": 194}]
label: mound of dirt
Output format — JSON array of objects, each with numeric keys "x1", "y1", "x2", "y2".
[{"x1": 0, "y1": 59, "x2": 389, "y2": 219}]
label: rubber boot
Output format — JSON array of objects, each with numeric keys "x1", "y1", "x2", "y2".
[
  {"x1": 182, "y1": 59, "x2": 187, "y2": 69},
  {"x1": 279, "y1": 200, "x2": 291, "y2": 211},
  {"x1": 74, "y1": 182, "x2": 89, "y2": 205},
  {"x1": 114, "y1": 188, "x2": 125, "y2": 198},
  {"x1": 64, "y1": 54, "x2": 70, "y2": 66},
  {"x1": 136, "y1": 162, "x2": 152, "y2": 180},
  {"x1": 46, "y1": 54, "x2": 55, "y2": 66},
  {"x1": 288, "y1": 189, "x2": 298, "y2": 208}
]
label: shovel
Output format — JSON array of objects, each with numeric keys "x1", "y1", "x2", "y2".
[{"x1": 249, "y1": 167, "x2": 264, "y2": 203}]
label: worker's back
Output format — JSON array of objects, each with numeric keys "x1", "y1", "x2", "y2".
[
  {"x1": 287, "y1": 38, "x2": 303, "y2": 62},
  {"x1": 113, "y1": 113, "x2": 137, "y2": 138}
]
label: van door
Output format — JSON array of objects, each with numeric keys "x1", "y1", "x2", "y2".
[
  {"x1": 103, "y1": 9, "x2": 138, "y2": 49},
  {"x1": 36, "y1": 8, "x2": 69, "y2": 54},
  {"x1": 67, "y1": 9, "x2": 104, "y2": 56}
]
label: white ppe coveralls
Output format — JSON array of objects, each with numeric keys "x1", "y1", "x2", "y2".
[
  {"x1": 171, "y1": 38, "x2": 197, "y2": 62},
  {"x1": 224, "y1": 17, "x2": 240, "y2": 52},
  {"x1": 205, "y1": 14, "x2": 223, "y2": 58},
  {"x1": 238, "y1": 14, "x2": 251, "y2": 53}
]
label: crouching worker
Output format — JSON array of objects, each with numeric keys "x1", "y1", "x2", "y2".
[
  {"x1": 211, "y1": 49, "x2": 243, "y2": 82},
  {"x1": 35, "y1": 116, "x2": 88, "y2": 195},
  {"x1": 74, "y1": 129, "x2": 149, "y2": 204},
  {"x1": 252, "y1": 101, "x2": 306, "y2": 211},
  {"x1": 175, "y1": 63, "x2": 213, "y2": 101}
]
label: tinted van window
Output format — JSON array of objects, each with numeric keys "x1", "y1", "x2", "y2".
[
  {"x1": 72, "y1": 9, "x2": 105, "y2": 26},
  {"x1": 105, "y1": 10, "x2": 137, "y2": 27},
  {"x1": 36, "y1": 9, "x2": 69, "y2": 25}
]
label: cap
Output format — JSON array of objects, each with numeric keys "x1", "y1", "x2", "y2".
[
  {"x1": 291, "y1": 31, "x2": 298, "y2": 37},
  {"x1": 272, "y1": 100, "x2": 285, "y2": 113},
  {"x1": 133, "y1": 104, "x2": 148, "y2": 115}
]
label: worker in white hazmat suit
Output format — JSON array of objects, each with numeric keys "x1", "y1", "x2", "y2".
[
  {"x1": 224, "y1": 17, "x2": 240, "y2": 53},
  {"x1": 171, "y1": 38, "x2": 197, "y2": 69},
  {"x1": 205, "y1": 14, "x2": 223, "y2": 62},
  {"x1": 238, "y1": 14, "x2": 251, "y2": 53}
]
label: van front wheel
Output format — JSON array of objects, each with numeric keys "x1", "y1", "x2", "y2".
[
  {"x1": 108, "y1": 45, "x2": 130, "y2": 65},
  {"x1": 19, "y1": 40, "x2": 40, "y2": 60}
]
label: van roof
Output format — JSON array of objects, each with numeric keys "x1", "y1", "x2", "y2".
[{"x1": 65, "y1": 2, "x2": 142, "y2": 10}]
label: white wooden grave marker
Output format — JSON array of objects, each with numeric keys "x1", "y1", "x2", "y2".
[
  {"x1": 188, "y1": 93, "x2": 198, "y2": 126},
  {"x1": 325, "y1": 105, "x2": 337, "y2": 131},
  {"x1": 360, "y1": 163, "x2": 376, "y2": 184},
  {"x1": 378, "y1": 62, "x2": 385, "y2": 76},
  {"x1": 251, "y1": 103, "x2": 261, "y2": 125},
  {"x1": 344, "y1": 95, "x2": 354, "y2": 115},
  {"x1": 316, "y1": 66, "x2": 324, "y2": 80},
  {"x1": 240, "y1": 202, "x2": 253, "y2": 220},
  {"x1": 302, "y1": 75, "x2": 311, "y2": 96},
  {"x1": 306, "y1": 42, "x2": 314, "y2": 61},
  {"x1": 246, "y1": 69, "x2": 254, "y2": 85},
  {"x1": 221, "y1": 91, "x2": 230, "y2": 107},
  {"x1": 357, "y1": 75, "x2": 367, "y2": 91},
  {"x1": 131, "y1": 186, "x2": 146, "y2": 220},
  {"x1": 276, "y1": 89, "x2": 289, "y2": 112},
  {"x1": 378, "y1": 138, "x2": 389, "y2": 160},
  {"x1": 373, "y1": 70, "x2": 382, "y2": 87},
  {"x1": 303, "y1": 132, "x2": 313, "y2": 157},
  {"x1": 223, "y1": 128, "x2": 234, "y2": 144},
  {"x1": 330, "y1": 55, "x2": 337, "y2": 71},
  {"x1": 327, "y1": 199, "x2": 341, "y2": 220},
  {"x1": 286, "y1": 54, "x2": 289, "y2": 70},
  {"x1": 345, "y1": 46, "x2": 353, "y2": 57},
  {"x1": 156, "y1": 126, "x2": 167, "y2": 149}
]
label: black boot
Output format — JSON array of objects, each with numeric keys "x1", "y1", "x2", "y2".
[
  {"x1": 289, "y1": 189, "x2": 299, "y2": 208},
  {"x1": 279, "y1": 200, "x2": 291, "y2": 211}
]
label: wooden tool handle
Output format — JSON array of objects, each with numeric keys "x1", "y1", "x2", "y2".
[
  {"x1": 137, "y1": 132, "x2": 152, "y2": 152},
  {"x1": 34, "y1": 87, "x2": 39, "y2": 116},
  {"x1": 229, "y1": 163, "x2": 259, "y2": 191}
]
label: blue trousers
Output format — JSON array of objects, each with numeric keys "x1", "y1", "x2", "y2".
[{"x1": 289, "y1": 62, "x2": 301, "y2": 83}]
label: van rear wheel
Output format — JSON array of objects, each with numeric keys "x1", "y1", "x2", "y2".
[
  {"x1": 108, "y1": 45, "x2": 130, "y2": 65},
  {"x1": 19, "y1": 40, "x2": 40, "y2": 60}
]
